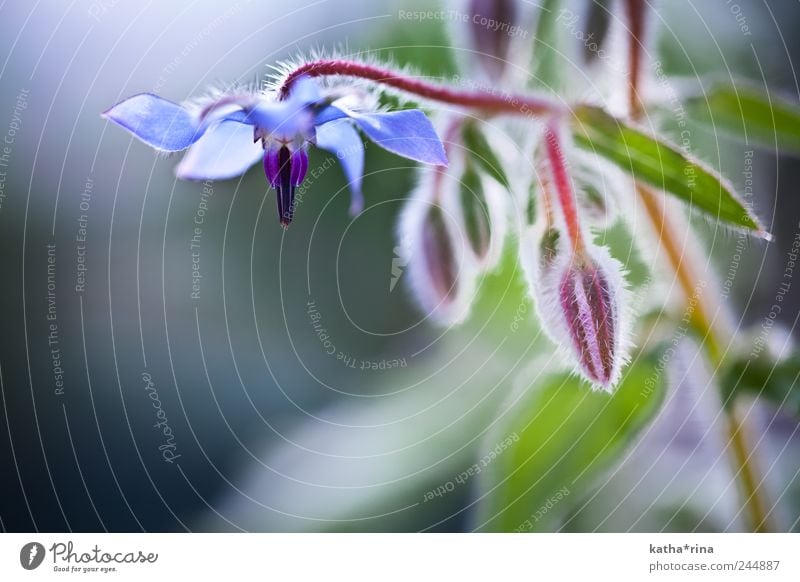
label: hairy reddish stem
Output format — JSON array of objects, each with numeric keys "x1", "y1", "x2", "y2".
[
  {"x1": 543, "y1": 121, "x2": 584, "y2": 253},
  {"x1": 280, "y1": 59, "x2": 562, "y2": 117}
]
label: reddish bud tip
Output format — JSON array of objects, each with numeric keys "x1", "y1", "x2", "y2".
[
  {"x1": 558, "y1": 255, "x2": 618, "y2": 387},
  {"x1": 522, "y1": 228, "x2": 629, "y2": 391}
]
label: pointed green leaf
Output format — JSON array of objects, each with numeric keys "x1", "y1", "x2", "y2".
[
  {"x1": 473, "y1": 351, "x2": 666, "y2": 532},
  {"x1": 686, "y1": 84, "x2": 800, "y2": 154},
  {"x1": 571, "y1": 104, "x2": 765, "y2": 235},
  {"x1": 461, "y1": 121, "x2": 509, "y2": 188}
]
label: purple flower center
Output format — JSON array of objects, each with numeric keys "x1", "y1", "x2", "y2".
[{"x1": 264, "y1": 145, "x2": 309, "y2": 227}]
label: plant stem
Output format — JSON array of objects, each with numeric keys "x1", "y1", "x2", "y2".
[
  {"x1": 637, "y1": 185, "x2": 770, "y2": 531},
  {"x1": 624, "y1": 0, "x2": 771, "y2": 532},
  {"x1": 726, "y1": 405, "x2": 772, "y2": 532},
  {"x1": 543, "y1": 121, "x2": 585, "y2": 253},
  {"x1": 284, "y1": 34, "x2": 773, "y2": 531},
  {"x1": 280, "y1": 59, "x2": 563, "y2": 117},
  {"x1": 634, "y1": 185, "x2": 722, "y2": 359}
]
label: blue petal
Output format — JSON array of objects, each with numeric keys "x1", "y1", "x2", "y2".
[
  {"x1": 175, "y1": 120, "x2": 262, "y2": 181},
  {"x1": 315, "y1": 119, "x2": 365, "y2": 215},
  {"x1": 102, "y1": 93, "x2": 201, "y2": 152},
  {"x1": 348, "y1": 109, "x2": 448, "y2": 166},
  {"x1": 287, "y1": 75, "x2": 321, "y2": 106},
  {"x1": 208, "y1": 107, "x2": 252, "y2": 126},
  {"x1": 244, "y1": 76, "x2": 322, "y2": 139},
  {"x1": 313, "y1": 104, "x2": 349, "y2": 126},
  {"x1": 247, "y1": 101, "x2": 314, "y2": 140}
]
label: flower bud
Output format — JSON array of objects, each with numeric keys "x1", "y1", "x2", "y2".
[
  {"x1": 519, "y1": 160, "x2": 563, "y2": 280},
  {"x1": 466, "y1": 0, "x2": 518, "y2": 80},
  {"x1": 557, "y1": 251, "x2": 622, "y2": 388},
  {"x1": 457, "y1": 160, "x2": 507, "y2": 270},
  {"x1": 522, "y1": 228, "x2": 628, "y2": 390},
  {"x1": 398, "y1": 170, "x2": 478, "y2": 325},
  {"x1": 537, "y1": 225, "x2": 561, "y2": 274}
]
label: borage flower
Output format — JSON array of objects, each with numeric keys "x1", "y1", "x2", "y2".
[{"x1": 102, "y1": 76, "x2": 448, "y2": 226}]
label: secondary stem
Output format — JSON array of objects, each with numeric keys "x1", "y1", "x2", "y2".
[
  {"x1": 284, "y1": 43, "x2": 772, "y2": 530},
  {"x1": 624, "y1": 0, "x2": 771, "y2": 532},
  {"x1": 544, "y1": 121, "x2": 585, "y2": 252}
]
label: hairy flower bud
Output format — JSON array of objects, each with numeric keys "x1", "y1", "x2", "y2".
[
  {"x1": 557, "y1": 252, "x2": 622, "y2": 388},
  {"x1": 398, "y1": 171, "x2": 478, "y2": 325},
  {"x1": 466, "y1": 0, "x2": 518, "y2": 80},
  {"x1": 457, "y1": 160, "x2": 507, "y2": 270},
  {"x1": 522, "y1": 226, "x2": 628, "y2": 390},
  {"x1": 538, "y1": 225, "x2": 561, "y2": 274}
]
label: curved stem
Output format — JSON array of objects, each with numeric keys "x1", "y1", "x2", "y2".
[
  {"x1": 624, "y1": 0, "x2": 771, "y2": 532},
  {"x1": 543, "y1": 121, "x2": 585, "y2": 253},
  {"x1": 282, "y1": 24, "x2": 772, "y2": 532},
  {"x1": 726, "y1": 405, "x2": 772, "y2": 532},
  {"x1": 635, "y1": 184, "x2": 721, "y2": 359},
  {"x1": 637, "y1": 185, "x2": 770, "y2": 531},
  {"x1": 280, "y1": 59, "x2": 563, "y2": 117}
]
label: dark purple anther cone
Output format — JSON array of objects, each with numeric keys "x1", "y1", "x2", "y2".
[{"x1": 264, "y1": 146, "x2": 309, "y2": 227}]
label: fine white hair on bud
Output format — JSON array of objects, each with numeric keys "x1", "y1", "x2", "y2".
[
  {"x1": 398, "y1": 169, "x2": 478, "y2": 326},
  {"x1": 521, "y1": 221, "x2": 630, "y2": 391},
  {"x1": 559, "y1": 244, "x2": 629, "y2": 391}
]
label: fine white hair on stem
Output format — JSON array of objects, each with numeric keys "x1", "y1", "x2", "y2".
[{"x1": 264, "y1": 46, "x2": 433, "y2": 111}]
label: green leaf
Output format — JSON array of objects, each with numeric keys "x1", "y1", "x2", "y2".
[
  {"x1": 461, "y1": 121, "x2": 509, "y2": 188},
  {"x1": 722, "y1": 352, "x2": 800, "y2": 418},
  {"x1": 685, "y1": 84, "x2": 800, "y2": 155},
  {"x1": 473, "y1": 351, "x2": 667, "y2": 532},
  {"x1": 571, "y1": 104, "x2": 765, "y2": 234}
]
